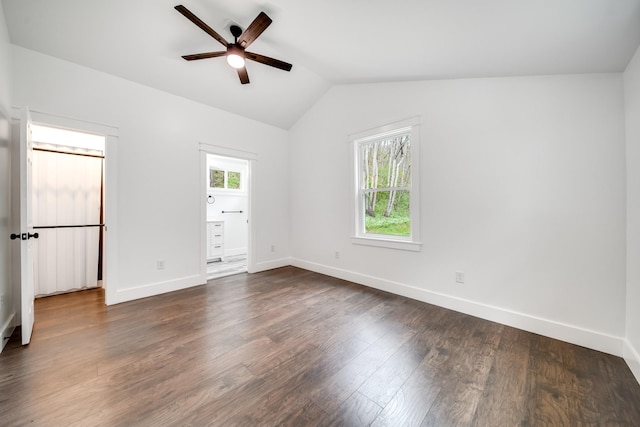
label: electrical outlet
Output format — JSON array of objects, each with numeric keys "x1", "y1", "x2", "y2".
[
  {"x1": 157, "y1": 260, "x2": 165, "y2": 270},
  {"x1": 455, "y1": 271, "x2": 465, "y2": 284},
  {"x1": 0, "y1": 294, "x2": 4, "y2": 306},
  {"x1": 271, "y1": 245, "x2": 276, "y2": 253},
  {"x1": 335, "y1": 251, "x2": 340, "y2": 259}
]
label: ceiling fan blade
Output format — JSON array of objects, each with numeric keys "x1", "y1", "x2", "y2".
[
  {"x1": 175, "y1": 5, "x2": 229, "y2": 47},
  {"x1": 237, "y1": 12, "x2": 272, "y2": 48},
  {"x1": 182, "y1": 51, "x2": 227, "y2": 61},
  {"x1": 237, "y1": 67, "x2": 250, "y2": 84},
  {"x1": 245, "y1": 52, "x2": 292, "y2": 72}
]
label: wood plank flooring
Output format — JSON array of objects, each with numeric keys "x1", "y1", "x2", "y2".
[{"x1": 1, "y1": 266, "x2": 639, "y2": 426}]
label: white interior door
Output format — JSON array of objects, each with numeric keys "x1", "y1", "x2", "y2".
[{"x1": 20, "y1": 107, "x2": 36, "y2": 345}]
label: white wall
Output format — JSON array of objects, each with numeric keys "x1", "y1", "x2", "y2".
[
  {"x1": 11, "y1": 46, "x2": 290, "y2": 304},
  {"x1": 290, "y1": 74, "x2": 627, "y2": 356},
  {"x1": 0, "y1": 2, "x2": 14, "y2": 351},
  {"x1": 624, "y1": 45, "x2": 640, "y2": 382}
]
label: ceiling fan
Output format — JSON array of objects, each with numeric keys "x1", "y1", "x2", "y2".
[{"x1": 175, "y1": 5, "x2": 293, "y2": 84}]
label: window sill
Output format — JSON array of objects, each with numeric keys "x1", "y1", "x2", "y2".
[{"x1": 351, "y1": 236, "x2": 422, "y2": 252}]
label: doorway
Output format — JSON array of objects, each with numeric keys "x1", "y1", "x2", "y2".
[
  {"x1": 30, "y1": 124, "x2": 105, "y2": 297},
  {"x1": 205, "y1": 153, "x2": 249, "y2": 280},
  {"x1": 12, "y1": 107, "x2": 118, "y2": 346}
]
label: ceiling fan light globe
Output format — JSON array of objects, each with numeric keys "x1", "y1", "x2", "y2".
[{"x1": 227, "y1": 54, "x2": 245, "y2": 69}]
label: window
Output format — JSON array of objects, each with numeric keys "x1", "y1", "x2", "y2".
[
  {"x1": 351, "y1": 117, "x2": 421, "y2": 251},
  {"x1": 209, "y1": 168, "x2": 243, "y2": 191},
  {"x1": 227, "y1": 171, "x2": 241, "y2": 189},
  {"x1": 210, "y1": 169, "x2": 225, "y2": 188}
]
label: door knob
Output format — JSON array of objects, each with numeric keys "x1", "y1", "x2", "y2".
[{"x1": 9, "y1": 232, "x2": 39, "y2": 240}]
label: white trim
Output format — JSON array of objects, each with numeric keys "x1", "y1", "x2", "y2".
[
  {"x1": 290, "y1": 257, "x2": 625, "y2": 357},
  {"x1": 199, "y1": 145, "x2": 256, "y2": 277},
  {"x1": 11, "y1": 107, "x2": 119, "y2": 137},
  {"x1": 199, "y1": 151, "x2": 208, "y2": 284},
  {"x1": 351, "y1": 236, "x2": 422, "y2": 251},
  {"x1": 109, "y1": 275, "x2": 204, "y2": 305},
  {"x1": 103, "y1": 135, "x2": 118, "y2": 305},
  {"x1": 623, "y1": 339, "x2": 640, "y2": 385},
  {"x1": 247, "y1": 160, "x2": 256, "y2": 274},
  {"x1": 0, "y1": 312, "x2": 15, "y2": 353},
  {"x1": 199, "y1": 142, "x2": 258, "y2": 161},
  {"x1": 349, "y1": 116, "x2": 421, "y2": 141},
  {"x1": 253, "y1": 257, "x2": 292, "y2": 273}
]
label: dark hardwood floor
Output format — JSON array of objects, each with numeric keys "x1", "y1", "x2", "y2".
[{"x1": 1, "y1": 267, "x2": 639, "y2": 426}]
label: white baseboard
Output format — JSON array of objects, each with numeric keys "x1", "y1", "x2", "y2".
[
  {"x1": 623, "y1": 339, "x2": 640, "y2": 384},
  {"x1": 291, "y1": 258, "x2": 625, "y2": 358},
  {"x1": 107, "y1": 274, "x2": 204, "y2": 305},
  {"x1": 1, "y1": 312, "x2": 16, "y2": 353},
  {"x1": 251, "y1": 257, "x2": 292, "y2": 273},
  {"x1": 224, "y1": 247, "x2": 247, "y2": 258},
  {"x1": 107, "y1": 257, "x2": 291, "y2": 305}
]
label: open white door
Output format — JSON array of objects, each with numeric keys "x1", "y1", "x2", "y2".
[{"x1": 20, "y1": 107, "x2": 36, "y2": 345}]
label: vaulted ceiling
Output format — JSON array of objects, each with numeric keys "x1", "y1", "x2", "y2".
[{"x1": 3, "y1": 0, "x2": 640, "y2": 129}]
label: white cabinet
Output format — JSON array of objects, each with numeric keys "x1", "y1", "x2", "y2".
[{"x1": 207, "y1": 221, "x2": 224, "y2": 261}]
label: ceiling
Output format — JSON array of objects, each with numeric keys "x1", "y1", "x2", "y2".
[{"x1": 3, "y1": 0, "x2": 640, "y2": 129}]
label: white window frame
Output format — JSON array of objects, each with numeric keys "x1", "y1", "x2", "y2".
[{"x1": 350, "y1": 117, "x2": 422, "y2": 251}]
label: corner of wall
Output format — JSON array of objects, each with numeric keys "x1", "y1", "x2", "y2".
[
  {"x1": 624, "y1": 339, "x2": 640, "y2": 384},
  {"x1": 624, "y1": 42, "x2": 640, "y2": 385},
  {"x1": 0, "y1": 1, "x2": 15, "y2": 352}
]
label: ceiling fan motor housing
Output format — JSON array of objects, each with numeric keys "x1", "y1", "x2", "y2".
[
  {"x1": 227, "y1": 44, "x2": 245, "y2": 58},
  {"x1": 230, "y1": 25, "x2": 243, "y2": 40}
]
